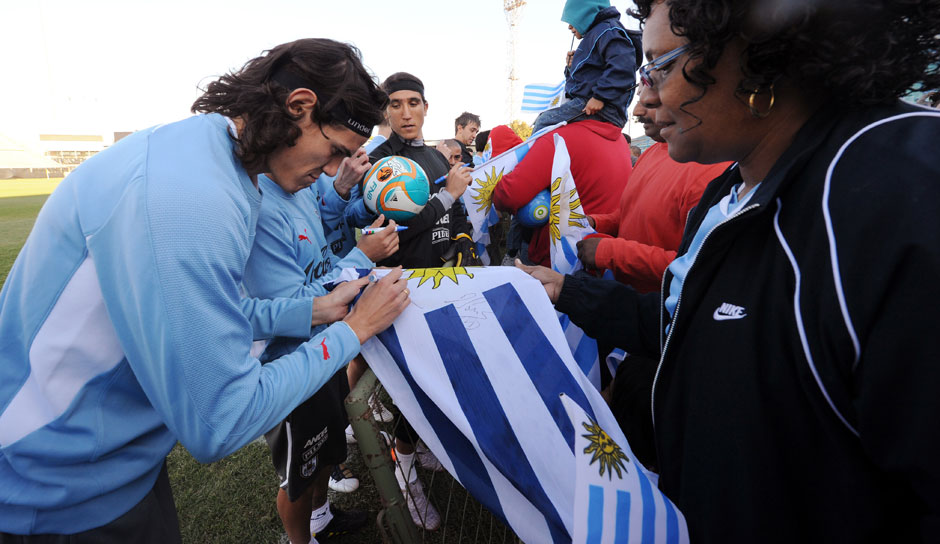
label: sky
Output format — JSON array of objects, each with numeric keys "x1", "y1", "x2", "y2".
[{"x1": 0, "y1": 0, "x2": 641, "y2": 144}]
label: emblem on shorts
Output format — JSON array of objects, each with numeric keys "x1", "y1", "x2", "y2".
[{"x1": 301, "y1": 457, "x2": 318, "y2": 477}]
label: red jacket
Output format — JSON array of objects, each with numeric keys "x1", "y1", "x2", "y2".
[
  {"x1": 492, "y1": 120, "x2": 630, "y2": 266},
  {"x1": 591, "y1": 142, "x2": 731, "y2": 292}
]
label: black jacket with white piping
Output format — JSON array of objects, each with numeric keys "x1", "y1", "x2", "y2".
[{"x1": 557, "y1": 101, "x2": 940, "y2": 543}]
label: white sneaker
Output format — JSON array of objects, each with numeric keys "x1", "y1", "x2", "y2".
[
  {"x1": 401, "y1": 478, "x2": 441, "y2": 531},
  {"x1": 415, "y1": 442, "x2": 443, "y2": 472},
  {"x1": 345, "y1": 424, "x2": 357, "y2": 444},
  {"x1": 328, "y1": 464, "x2": 360, "y2": 493},
  {"x1": 370, "y1": 394, "x2": 394, "y2": 423}
]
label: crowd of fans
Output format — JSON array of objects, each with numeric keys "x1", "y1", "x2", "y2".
[{"x1": 1, "y1": 0, "x2": 938, "y2": 543}]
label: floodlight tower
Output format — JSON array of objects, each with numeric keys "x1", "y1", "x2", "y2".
[{"x1": 504, "y1": 0, "x2": 526, "y2": 119}]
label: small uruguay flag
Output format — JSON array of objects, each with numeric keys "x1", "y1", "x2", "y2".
[
  {"x1": 562, "y1": 394, "x2": 689, "y2": 544},
  {"x1": 461, "y1": 122, "x2": 565, "y2": 264},
  {"x1": 522, "y1": 81, "x2": 567, "y2": 113},
  {"x1": 548, "y1": 134, "x2": 602, "y2": 390}
]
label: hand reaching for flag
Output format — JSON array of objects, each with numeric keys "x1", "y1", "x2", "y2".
[{"x1": 515, "y1": 259, "x2": 565, "y2": 304}]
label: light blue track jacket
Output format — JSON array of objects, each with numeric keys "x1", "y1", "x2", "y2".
[
  {"x1": 0, "y1": 114, "x2": 361, "y2": 534},
  {"x1": 243, "y1": 175, "x2": 373, "y2": 302},
  {"x1": 316, "y1": 134, "x2": 387, "y2": 258}
]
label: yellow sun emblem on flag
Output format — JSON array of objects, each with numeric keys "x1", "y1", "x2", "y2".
[
  {"x1": 548, "y1": 176, "x2": 588, "y2": 243},
  {"x1": 582, "y1": 419, "x2": 630, "y2": 479},
  {"x1": 471, "y1": 167, "x2": 503, "y2": 215},
  {"x1": 551, "y1": 96, "x2": 560, "y2": 106},
  {"x1": 406, "y1": 267, "x2": 475, "y2": 289}
]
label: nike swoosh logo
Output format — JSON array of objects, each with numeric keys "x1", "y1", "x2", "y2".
[{"x1": 713, "y1": 309, "x2": 746, "y2": 321}]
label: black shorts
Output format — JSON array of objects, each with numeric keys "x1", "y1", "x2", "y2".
[{"x1": 265, "y1": 369, "x2": 349, "y2": 501}]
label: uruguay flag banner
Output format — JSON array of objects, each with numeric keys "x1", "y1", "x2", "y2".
[
  {"x1": 561, "y1": 395, "x2": 689, "y2": 543},
  {"x1": 340, "y1": 266, "x2": 687, "y2": 542},
  {"x1": 341, "y1": 266, "x2": 683, "y2": 543},
  {"x1": 522, "y1": 81, "x2": 567, "y2": 113},
  {"x1": 548, "y1": 134, "x2": 602, "y2": 390},
  {"x1": 460, "y1": 122, "x2": 565, "y2": 264}
]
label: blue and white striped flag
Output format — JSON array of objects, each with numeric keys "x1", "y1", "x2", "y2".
[
  {"x1": 522, "y1": 81, "x2": 567, "y2": 113},
  {"x1": 562, "y1": 395, "x2": 689, "y2": 543},
  {"x1": 340, "y1": 266, "x2": 686, "y2": 543},
  {"x1": 548, "y1": 134, "x2": 602, "y2": 390},
  {"x1": 461, "y1": 122, "x2": 565, "y2": 263}
]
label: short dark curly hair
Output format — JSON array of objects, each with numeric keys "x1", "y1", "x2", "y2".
[
  {"x1": 192, "y1": 38, "x2": 387, "y2": 174},
  {"x1": 454, "y1": 112, "x2": 481, "y2": 133},
  {"x1": 629, "y1": 0, "x2": 940, "y2": 107}
]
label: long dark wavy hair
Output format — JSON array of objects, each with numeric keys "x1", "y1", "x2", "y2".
[
  {"x1": 630, "y1": 0, "x2": 940, "y2": 109},
  {"x1": 192, "y1": 38, "x2": 387, "y2": 174}
]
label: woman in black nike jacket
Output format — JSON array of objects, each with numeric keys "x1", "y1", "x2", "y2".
[{"x1": 519, "y1": 0, "x2": 940, "y2": 542}]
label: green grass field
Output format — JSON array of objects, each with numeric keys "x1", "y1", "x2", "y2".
[
  {"x1": 0, "y1": 194, "x2": 50, "y2": 285},
  {"x1": 0, "y1": 179, "x2": 63, "y2": 284},
  {"x1": 0, "y1": 178, "x2": 63, "y2": 198}
]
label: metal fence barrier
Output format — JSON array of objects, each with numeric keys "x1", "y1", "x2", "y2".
[{"x1": 346, "y1": 369, "x2": 520, "y2": 544}]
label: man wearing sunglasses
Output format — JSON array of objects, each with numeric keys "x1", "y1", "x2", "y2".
[{"x1": 576, "y1": 79, "x2": 730, "y2": 293}]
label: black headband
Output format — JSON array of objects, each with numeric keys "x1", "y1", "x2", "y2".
[
  {"x1": 270, "y1": 63, "x2": 373, "y2": 138},
  {"x1": 384, "y1": 78, "x2": 425, "y2": 98}
]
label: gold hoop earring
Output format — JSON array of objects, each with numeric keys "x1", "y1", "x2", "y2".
[{"x1": 748, "y1": 83, "x2": 775, "y2": 118}]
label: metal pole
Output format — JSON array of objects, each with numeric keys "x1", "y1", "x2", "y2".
[{"x1": 345, "y1": 369, "x2": 420, "y2": 543}]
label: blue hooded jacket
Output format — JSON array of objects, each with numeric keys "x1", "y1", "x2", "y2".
[{"x1": 562, "y1": 4, "x2": 639, "y2": 113}]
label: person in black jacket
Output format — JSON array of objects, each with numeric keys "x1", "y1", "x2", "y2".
[
  {"x1": 366, "y1": 71, "x2": 475, "y2": 531},
  {"x1": 368, "y1": 72, "x2": 474, "y2": 270},
  {"x1": 518, "y1": 0, "x2": 940, "y2": 542}
]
